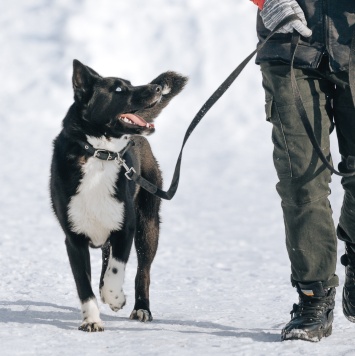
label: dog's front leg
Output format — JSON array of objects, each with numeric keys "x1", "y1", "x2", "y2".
[
  {"x1": 65, "y1": 235, "x2": 104, "y2": 332},
  {"x1": 99, "y1": 228, "x2": 134, "y2": 312}
]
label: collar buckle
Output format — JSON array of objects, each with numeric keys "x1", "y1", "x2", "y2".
[
  {"x1": 93, "y1": 149, "x2": 115, "y2": 160},
  {"x1": 93, "y1": 149, "x2": 106, "y2": 159}
]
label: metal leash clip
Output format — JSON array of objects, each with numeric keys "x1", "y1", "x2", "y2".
[{"x1": 115, "y1": 155, "x2": 136, "y2": 180}]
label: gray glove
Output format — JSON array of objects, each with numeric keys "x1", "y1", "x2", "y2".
[{"x1": 260, "y1": 0, "x2": 312, "y2": 38}]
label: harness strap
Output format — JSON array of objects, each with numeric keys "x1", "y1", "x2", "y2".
[{"x1": 290, "y1": 33, "x2": 355, "y2": 178}]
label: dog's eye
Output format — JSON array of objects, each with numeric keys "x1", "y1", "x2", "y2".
[{"x1": 115, "y1": 87, "x2": 122, "y2": 92}]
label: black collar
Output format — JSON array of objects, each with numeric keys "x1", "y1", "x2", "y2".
[{"x1": 77, "y1": 139, "x2": 134, "y2": 161}]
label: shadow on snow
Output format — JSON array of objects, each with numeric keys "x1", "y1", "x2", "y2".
[{"x1": 0, "y1": 300, "x2": 280, "y2": 342}]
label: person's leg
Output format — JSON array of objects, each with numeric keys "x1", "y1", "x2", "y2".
[
  {"x1": 261, "y1": 61, "x2": 339, "y2": 286},
  {"x1": 332, "y1": 74, "x2": 355, "y2": 242},
  {"x1": 261, "y1": 61, "x2": 338, "y2": 341},
  {"x1": 329, "y1": 71, "x2": 355, "y2": 321}
]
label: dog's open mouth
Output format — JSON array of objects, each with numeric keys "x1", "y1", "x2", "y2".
[{"x1": 119, "y1": 113, "x2": 154, "y2": 129}]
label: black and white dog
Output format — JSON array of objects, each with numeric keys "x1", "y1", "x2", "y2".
[{"x1": 50, "y1": 60, "x2": 187, "y2": 332}]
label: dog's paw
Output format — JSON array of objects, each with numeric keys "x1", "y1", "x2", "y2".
[
  {"x1": 130, "y1": 309, "x2": 153, "y2": 322},
  {"x1": 100, "y1": 257, "x2": 126, "y2": 312},
  {"x1": 100, "y1": 287, "x2": 126, "y2": 312},
  {"x1": 78, "y1": 321, "x2": 104, "y2": 332},
  {"x1": 80, "y1": 298, "x2": 103, "y2": 332}
]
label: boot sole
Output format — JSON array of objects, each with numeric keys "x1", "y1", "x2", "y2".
[{"x1": 281, "y1": 325, "x2": 332, "y2": 342}]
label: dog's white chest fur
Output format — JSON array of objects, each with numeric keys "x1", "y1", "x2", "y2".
[{"x1": 68, "y1": 136, "x2": 129, "y2": 246}]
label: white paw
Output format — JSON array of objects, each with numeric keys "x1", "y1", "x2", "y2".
[
  {"x1": 130, "y1": 309, "x2": 152, "y2": 322},
  {"x1": 100, "y1": 256, "x2": 126, "y2": 311},
  {"x1": 80, "y1": 298, "x2": 103, "y2": 332},
  {"x1": 79, "y1": 321, "x2": 104, "y2": 332},
  {"x1": 100, "y1": 285, "x2": 126, "y2": 311}
]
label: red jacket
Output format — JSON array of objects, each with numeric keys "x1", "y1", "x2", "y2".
[{"x1": 251, "y1": 0, "x2": 264, "y2": 10}]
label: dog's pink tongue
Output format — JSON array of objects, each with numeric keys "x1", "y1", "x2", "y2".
[{"x1": 122, "y1": 113, "x2": 154, "y2": 128}]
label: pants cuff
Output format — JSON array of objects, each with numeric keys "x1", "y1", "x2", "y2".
[{"x1": 290, "y1": 274, "x2": 339, "y2": 289}]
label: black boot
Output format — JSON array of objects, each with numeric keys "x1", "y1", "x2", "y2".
[
  {"x1": 340, "y1": 241, "x2": 355, "y2": 322},
  {"x1": 281, "y1": 281, "x2": 335, "y2": 342}
]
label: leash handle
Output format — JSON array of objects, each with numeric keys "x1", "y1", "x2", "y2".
[
  {"x1": 290, "y1": 33, "x2": 355, "y2": 178},
  {"x1": 128, "y1": 14, "x2": 302, "y2": 199}
]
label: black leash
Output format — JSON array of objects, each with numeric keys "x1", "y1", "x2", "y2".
[
  {"x1": 290, "y1": 32, "x2": 355, "y2": 178},
  {"x1": 80, "y1": 14, "x2": 355, "y2": 200},
  {"x1": 126, "y1": 15, "x2": 302, "y2": 200}
]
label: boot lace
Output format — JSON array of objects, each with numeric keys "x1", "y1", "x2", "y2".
[{"x1": 290, "y1": 293, "x2": 334, "y2": 321}]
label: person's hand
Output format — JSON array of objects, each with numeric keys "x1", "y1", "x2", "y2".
[{"x1": 260, "y1": 0, "x2": 312, "y2": 38}]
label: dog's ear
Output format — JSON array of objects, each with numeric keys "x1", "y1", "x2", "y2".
[
  {"x1": 151, "y1": 71, "x2": 188, "y2": 100},
  {"x1": 140, "y1": 71, "x2": 188, "y2": 121},
  {"x1": 72, "y1": 59, "x2": 101, "y2": 103}
]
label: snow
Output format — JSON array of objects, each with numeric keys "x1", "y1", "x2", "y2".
[{"x1": 0, "y1": 0, "x2": 353, "y2": 355}]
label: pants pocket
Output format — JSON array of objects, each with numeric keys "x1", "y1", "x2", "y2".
[
  {"x1": 265, "y1": 97, "x2": 273, "y2": 122},
  {"x1": 265, "y1": 97, "x2": 292, "y2": 178}
]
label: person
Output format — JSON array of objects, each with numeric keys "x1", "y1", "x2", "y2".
[{"x1": 250, "y1": 0, "x2": 355, "y2": 342}]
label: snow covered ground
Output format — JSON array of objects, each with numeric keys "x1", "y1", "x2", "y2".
[{"x1": 0, "y1": 1, "x2": 354, "y2": 355}]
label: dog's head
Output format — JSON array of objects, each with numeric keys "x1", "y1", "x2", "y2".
[{"x1": 70, "y1": 59, "x2": 188, "y2": 138}]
